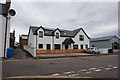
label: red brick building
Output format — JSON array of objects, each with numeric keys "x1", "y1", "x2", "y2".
[{"x1": 19, "y1": 35, "x2": 28, "y2": 49}]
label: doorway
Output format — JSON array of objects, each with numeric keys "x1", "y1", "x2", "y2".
[
  {"x1": 65, "y1": 44, "x2": 68, "y2": 49},
  {"x1": 47, "y1": 44, "x2": 51, "y2": 49}
]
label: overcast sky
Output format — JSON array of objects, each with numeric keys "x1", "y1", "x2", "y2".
[{"x1": 9, "y1": 1, "x2": 118, "y2": 42}]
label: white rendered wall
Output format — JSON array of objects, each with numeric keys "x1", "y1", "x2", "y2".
[
  {"x1": 54, "y1": 30, "x2": 68, "y2": 49},
  {"x1": 73, "y1": 30, "x2": 90, "y2": 49},
  {"x1": 28, "y1": 29, "x2": 36, "y2": 48},
  {"x1": 30, "y1": 28, "x2": 89, "y2": 50},
  {"x1": 0, "y1": 15, "x2": 4, "y2": 57},
  {"x1": 37, "y1": 28, "x2": 53, "y2": 50},
  {"x1": 0, "y1": 15, "x2": 10, "y2": 57}
]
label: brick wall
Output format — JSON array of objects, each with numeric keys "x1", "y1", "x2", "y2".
[{"x1": 19, "y1": 36, "x2": 28, "y2": 49}]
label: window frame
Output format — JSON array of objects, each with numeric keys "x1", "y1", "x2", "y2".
[
  {"x1": 56, "y1": 33, "x2": 59, "y2": 39},
  {"x1": 39, "y1": 31, "x2": 43, "y2": 38},
  {"x1": 38, "y1": 44, "x2": 43, "y2": 49},
  {"x1": 86, "y1": 44, "x2": 88, "y2": 49},
  {"x1": 81, "y1": 44, "x2": 83, "y2": 49},
  {"x1": 79, "y1": 35, "x2": 84, "y2": 41},
  {"x1": 73, "y1": 44, "x2": 78, "y2": 49},
  {"x1": 54, "y1": 44, "x2": 61, "y2": 49}
]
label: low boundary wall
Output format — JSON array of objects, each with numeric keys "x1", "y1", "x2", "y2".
[
  {"x1": 36, "y1": 49, "x2": 85, "y2": 54},
  {"x1": 24, "y1": 45, "x2": 36, "y2": 57}
]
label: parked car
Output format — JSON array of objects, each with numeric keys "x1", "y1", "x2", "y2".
[{"x1": 85, "y1": 47, "x2": 100, "y2": 54}]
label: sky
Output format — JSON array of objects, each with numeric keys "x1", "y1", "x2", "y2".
[{"x1": 2, "y1": 0, "x2": 118, "y2": 42}]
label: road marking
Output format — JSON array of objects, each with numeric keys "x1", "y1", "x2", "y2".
[
  {"x1": 4, "y1": 75, "x2": 93, "y2": 79},
  {"x1": 64, "y1": 71, "x2": 75, "y2": 74},
  {"x1": 113, "y1": 67, "x2": 117, "y2": 69},
  {"x1": 108, "y1": 65, "x2": 112, "y2": 67},
  {"x1": 94, "y1": 69, "x2": 101, "y2": 72},
  {"x1": 3, "y1": 60, "x2": 24, "y2": 62},
  {"x1": 51, "y1": 73, "x2": 59, "y2": 76},
  {"x1": 86, "y1": 71, "x2": 92, "y2": 74},
  {"x1": 89, "y1": 68, "x2": 96, "y2": 70},
  {"x1": 105, "y1": 68, "x2": 112, "y2": 70},
  {"x1": 69, "y1": 74, "x2": 79, "y2": 76},
  {"x1": 81, "y1": 69, "x2": 87, "y2": 72}
]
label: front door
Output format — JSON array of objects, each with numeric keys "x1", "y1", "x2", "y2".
[
  {"x1": 47, "y1": 44, "x2": 51, "y2": 49},
  {"x1": 65, "y1": 44, "x2": 68, "y2": 49}
]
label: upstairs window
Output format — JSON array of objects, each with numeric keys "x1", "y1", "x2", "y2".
[
  {"x1": 79, "y1": 35, "x2": 84, "y2": 41},
  {"x1": 56, "y1": 33, "x2": 59, "y2": 38},
  {"x1": 39, "y1": 31, "x2": 43, "y2": 38}
]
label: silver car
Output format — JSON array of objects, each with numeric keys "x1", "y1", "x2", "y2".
[{"x1": 85, "y1": 47, "x2": 100, "y2": 54}]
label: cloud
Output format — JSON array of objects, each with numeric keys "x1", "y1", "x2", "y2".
[{"x1": 10, "y1": 2, "x2": 118, "y2": 42}]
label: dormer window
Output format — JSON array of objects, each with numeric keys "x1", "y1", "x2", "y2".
[
  {"x1": 79, "y1": 35, "x2": 84, "y2": 41},
  {"x1": 39, "y1": 31, "x2": 43, "y2": 38},
  {"x1": 56, "y1": 33, "x2": 59, "y2": 38}
]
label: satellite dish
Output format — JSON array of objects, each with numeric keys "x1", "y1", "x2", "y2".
[{"x1": 9, "y1": 9, "x2": 16, "y2": 16}]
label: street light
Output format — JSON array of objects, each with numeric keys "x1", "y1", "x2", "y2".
[{"x1": 4, "y1": 9, "x2": 16, "y2": 58}]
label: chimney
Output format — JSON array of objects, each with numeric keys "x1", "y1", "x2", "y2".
[
  {"x1": 6, "y1": 0, "x2": 11, "y2": 15},
  {"x1": 13, "y1": 29, "x2": 15, "y2": 37}
]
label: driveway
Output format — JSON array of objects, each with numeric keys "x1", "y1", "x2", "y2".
[{"x1": 5, "y1": 48, "x2": 35, "y2": 60}]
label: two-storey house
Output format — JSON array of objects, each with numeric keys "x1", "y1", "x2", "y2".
[{"x1": 28, "y1": 26, "x2": 90, "y2": 51}]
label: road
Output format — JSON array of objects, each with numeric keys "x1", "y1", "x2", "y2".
[{"x1": 2, "y1": 54, "x2": 118, "y2": 79}]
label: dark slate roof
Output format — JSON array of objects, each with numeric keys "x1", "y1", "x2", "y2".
[
  {"x1": 29, "y1": 26, "x2": 90, "y2": 39},
  {"x1": 90, "y1": 35, "x2": 118, "y2": 42},
  {"x1": 0, "y1": 3, "x2": 7, "y2": 15},
  {"x1": 62, "y1": 38, "x2": 75, "y2": 44}
]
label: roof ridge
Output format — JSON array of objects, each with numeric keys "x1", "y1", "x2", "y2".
[{"x1": 91, "y1": 35, "x2": 115, "y2": 39}]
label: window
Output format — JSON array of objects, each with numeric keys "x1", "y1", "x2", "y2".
[
  {"x1": 46, "y1": 44, "x2": 51, "y2": 49},
  {"x1": 39, "y1": 44, "x2": 43, "y2": 49},
  {"x1": 39, "y1": 31, "x2": 43, "y2": 38},
  {"x1": 56, "y1": 33, "x2": 59, "y2": 38},
  {"x1": 54, "y1": 44, "x2": 61, "y2": 49},
  {"x1": 81, "y1": 44, "x2": 83, "y2": 49},
  {"x1": 86, "y1": 44, "x2": 88, "y2": 49},
  {"x1": 73, "y1": 44, "x2": 78, "y2": 49},
  {"x1": 79, "y1": 35, "x2": 84, "y2": 41}
]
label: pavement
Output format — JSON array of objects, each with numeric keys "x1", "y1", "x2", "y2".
[
  {"x1": 2, "y1": 48, "x2": 35, "y2": 61},
  {"x1": 2, "y1": 48, "x2": 118, "y2": 61}
]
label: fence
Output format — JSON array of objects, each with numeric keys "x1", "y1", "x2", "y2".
[
  {"x1": 36, "y1": 49, "x2": 85, "y2": 54},
  {"x1": 24, "y1": 45, "x2": 36, "y2": 57}
]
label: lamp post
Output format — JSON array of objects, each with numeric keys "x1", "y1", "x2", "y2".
[{"x1": 4, "y1": 9, "x2": 16, "y2": 58}]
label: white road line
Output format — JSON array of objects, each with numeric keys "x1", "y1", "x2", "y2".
[
  {"x1": 81, "y1": 69, "x2": 87, "y2": 72},
  {"x1": 89, "y1": 68, "x2": 96, "y2": 70},
  {"x1": 113, "y1": 67, "x2": 117, "y2": 69},
  {"x1": 69, "y1": 74, "x2": 79, "y2": 76},
  {"x1": 51, "y1": 73, "x2": 59, "y2": 76},
  {"x1": 94, "y1": 69, "x2": 101, "y2": 72},
  {"x1": 108, "y1": 65, "x2": 112, "y2": 67},
  {"x1": 64, "y1": 71, "x2": 75, "y2": 74},
  {"x1": 85, "y1": 71, "x2": 92, "y2": 74},
  {"x1": 105, "y1": 68, "x2": 112, "y2": 70}
]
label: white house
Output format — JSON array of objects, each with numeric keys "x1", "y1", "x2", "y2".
[
  {"x1": 27, "y1": 26, "x2": 90, "y2": 50},
  {"x1": 0, "y1": 1, "x2": 11, "y2": 57}
]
